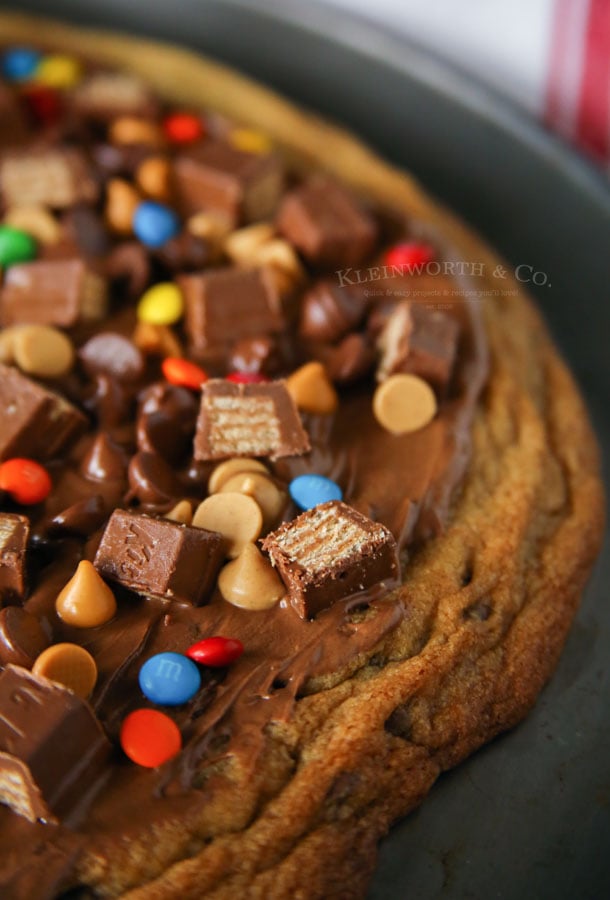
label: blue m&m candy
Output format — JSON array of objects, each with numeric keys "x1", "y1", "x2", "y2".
[
  {"x1": 133, "y1": 201, "x2": 180, "y2": 248},
  {"x1": 2, "y1": 46, "x2": 41, "y2": 81},
  {"x1": 289, "y1": 474, "x2": 343, "y2": 511},
  {"x1": 139, "y1": 652, "x2": 201, "y2": 706}
]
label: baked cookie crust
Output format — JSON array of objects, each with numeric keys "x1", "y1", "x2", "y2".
[{"x1": 0, "y1": 13, "x2": 605, "y2": 899}]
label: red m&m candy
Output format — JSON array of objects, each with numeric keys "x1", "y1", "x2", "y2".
[
  {"x1": 120, "y1": 708, "x2": 182, "y2": 768},
  {"x1": 163, "y1": 112, "x2": 205, "y2": 144},
  {"x1": 225, "y1": 371, "x2": 268, "y2": 385},
  {"x1": 161, "y1": 357, "x2": 208, "y2": 391},
  {"x1": 186, "y1": 636, "x2": 244, "y2": 668},
  {"x1": 383, "y1": 242, "x2": 435, "y2": 272},
  {"x1": 0, "y1": 458, "x2": 52, "y2": 505}
]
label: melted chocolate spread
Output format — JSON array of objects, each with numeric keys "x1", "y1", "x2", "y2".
[{"x1": 0, "y1": 60, "x2": 489, "y2": 897}]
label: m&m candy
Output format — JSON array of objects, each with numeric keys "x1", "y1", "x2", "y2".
[
  {"x1": 383, "y1": 241, "x2": 435, "y2": 272},
  {"x1": 0, "y1": 458, "x2": 52, "y2": 505},
  {"x1": 138, "y1": 652, "x2": 201, "y2": 706},
  {"x1": 2, "y1": 46, "x2": 41, "y2": 81},
  {"x1": 161, "y1": 357, "x2": 208, "y2": 391},
  {"x1": 163, "y1": 112, "x2": 205, "y2": 144},
  {"x1": 120, "y1": 709, "x2": 182, "y2": 768},
  {"x1": 288, "y1": 474, "x2": 342, "y2": 511},
  {"x1": 133, "y1": 201, "x2": 180, "y2": 248},
  {"x1": 137, "y1": 282, "x2": 184, "y2": 325},
  {"x1": 0, "y1": 225, "x2": 37, "y2": 268},
  {"x1": 186, "y1": 636, "x2": 244, "y2": 668}
]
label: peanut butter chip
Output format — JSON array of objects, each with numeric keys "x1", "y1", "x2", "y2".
[
  {"x1": 218, "y1": 543, "x2": 285, "y2": 610},
  {"x1": 286, "y1": 361, "x2": 339, "y2": 415},
  {"x1": 208, "y1": 457, "x2": 270, "y2": 494},
  {"x1": 220, "y1": 472, "x2": 285, "y2": 531},
  {"x1": 372, "y1": 373, "x2": 437, "y2": 435},
  {"x1": 32, "y1": 643, "x2": 98, "y2": 698},
  {"x1": 192, "y1": 492, "x2": 263, "y2": 558},
  {"x1": 55, "y1": 560, "x2": 117, "y2": 628},
  {"x1": 4, "y1": 206, "x2": 61, "y2": 244},
  {"x1": 13, "y1": 325, "x2": 75, "y2": 378},
  {"x1": 165, "y1": 499, "x2": 193, "y2": 525}
]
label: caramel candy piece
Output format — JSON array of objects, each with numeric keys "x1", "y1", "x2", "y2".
[
  {"x1": 192, "y1": 492, "x2": 263, "y2": 558},
  {"x1": 0, "y1": 608, "x2": 49, "y2": 668},
  {"x1": 218, "y1": 543, "x2": 284, "y2": 610},
  {"x1": 179, "y1": 266, "x2": 283, "y2": 355},
  {"x1": 373, "y1": 373, "x2": 437, "y2": 435},
  {"x1": 286, "y1": 361, "x2": 339, "y2": 415},
  {"x1": 262, "y1": 500, "x2": 399, "y2": 618},
  {"x1": 32, "y1": 643, "x2": 98, "y2": 699},
  {"x1": 94, "y1": 510, "x2": 224, "y2": 606},
  {"x1": 0, "y1": 664, "x2": 110, "y2": 823},
  {"x1": 194, "y1": 379, "x2": 311, "y2": 462},
  {"x1": 0, "y1": 513, "x2": 29, "y2": 604},
  {"x1": 0, "y1": 149, "x2": 99, "y2": 209},
  {"x1": 0, "y1": 259, "x2": 108, "y2": 328},
  {"x1": 12, "y1": 325, "x2": 75, "y2": 379},
  {"x1": 0, "y1": 364, "x2": 86, "y2": 462},
  {"x1": 55, "y1": 561, "x2": 117, "y2": 629},
  {"x1": 173, "y1": 140, "x2": 283, "y2": 226},
  {"x1": 277, "y1": 176, "x2": 377, "y2": 267},
  {"x1": 377, "y1": 301, "x2": 460, "y2": 392},
  {"x1": 70, "y1": 71, "x2": 158, "y2": 121}
]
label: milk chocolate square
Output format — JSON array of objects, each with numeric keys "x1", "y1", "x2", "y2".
[
  {"x1": 173, "y1": 141, "x2": 283, "y2": 226},
  {"x1": 1, "y1": 259, "x2": 108, "y2": 328},
  {"x1": 179, "y1": 266, "x2": 283, "y2": 353},
  {"x1": 0, "y1": 665, "x2": 110, "y2": 823},
  {"x1": 262, "y1": 501, "x2": 399, "y2": 618},
  {"x1": 94, "y1": 510, "x2": 224, "y2": 605},
  {"x1": 0, "y1": 149, "x2": 99, "y2": 209},
  {"x1": 194, "y1": 379, "x2": 310, "y2": 461},
  {"x1": 0, "y1": 514, "x2": 29, "y2": 605},
  {"x1": 277, "y1": 176, "x2": 378, "y2": 267},
  {"x1": 376, "y1": 301, "x2": 460, "y2": 392},
  {"x1": 0, "y1": 364, "x2": 87, "y2": 462}
]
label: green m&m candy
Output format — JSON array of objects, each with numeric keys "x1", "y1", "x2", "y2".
[{"x1": 0, "y1": 226, "x2": 37, "y2": 267}]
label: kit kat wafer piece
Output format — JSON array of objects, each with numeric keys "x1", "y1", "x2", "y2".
[
  {"x1": 0, "y1": 149, "x2": 99, "y2": 209},
  {"x1": 194, "y1": 379, "x2": 310, "y2": 461},
  {"x1": 262, "y1": 500, "x2": 399, "y2": 618},
  {"x1": 0, "y1": 513, "x2": 29, "y2": 604}
]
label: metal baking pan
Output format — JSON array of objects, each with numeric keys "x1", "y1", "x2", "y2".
[{"x1": 2, "y1": 1, "x2": 609, "y2": 897}]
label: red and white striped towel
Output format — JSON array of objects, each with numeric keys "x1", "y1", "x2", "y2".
[{"x1": 325, "y1": 0, "x2": 610, "y2": 170}]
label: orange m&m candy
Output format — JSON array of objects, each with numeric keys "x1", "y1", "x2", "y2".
[
  {"x1": 161, "y1": 356, "x2": 207, "y2": 391},
  {"x1": 120, "y1": 708, "x2": 182, "y2": 768},
  {"x1": 0, "y1": 457, "x2": 52, "y2": 504}
]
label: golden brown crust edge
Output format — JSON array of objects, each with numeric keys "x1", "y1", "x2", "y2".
[{"x1": 0, "y1": 13, "x2": 605, "y2": 899}]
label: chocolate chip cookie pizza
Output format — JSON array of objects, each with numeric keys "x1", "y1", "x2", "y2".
[{"x1": 0, "y1": 12, "x2": 604, "y2": 900}]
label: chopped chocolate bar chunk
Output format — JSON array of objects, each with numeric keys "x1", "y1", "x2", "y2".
[
  {"x1": 0, "y1": 513, "x2": 29, "y2": 604},
  {"x1": 0, "y1": 149, "x2": 99, "y2": 209},
  {"x1": 173, "y1": 140, "x2": 283, "y2": 226},
  {"x1": 94, "y1": 510, "x2": 224, "y2": 605},
  {"x1": 0, "y1": 83, "x2": 29, "y2": 147},
  {"x1": 276, "y1": 176, "x2": 378, "y2": 267},
  {"x1": 299, "y1": 279, "x2": 368, "y2": 343},
  {"x1": 1, "y1": 259, "x2": 108, "y2": 328},
  {"x1": 0, "y1": 665, "x2": 110, "y2": 824},
  {"x1": 262, "y1": 500, "x2": 399, "y2": 618},
  {"x1": 376, "y1": 301, "x2": 460, "y2": 392},
  {"x1": 0, "y1": 364, "x2": 87, "y2": 462},
  {"x1": 194, "y1": 379, "x2": 310, "y2": 461},
  {"x1": 179, "y1": 266, "x2": 283, "y2": 354},
  {"x1": 70, "y1": 71, "x2": 158, "y2": 121}
]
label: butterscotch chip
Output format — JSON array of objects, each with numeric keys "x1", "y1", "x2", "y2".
[
  {"x1": 192, "y1": 492, "x2": 263, "y2": 558},
  {"x1": 32, "y1": 643, "x2": 98, "y2": 699},
  {"x1": 372, "y1": 373, "x2": 437, "y2": 435},
  {"x1": 55, "y1": 560, "x2": 117, "y2": 629},
  {"x1": 136, "y1": 156, "x2": 171, "y2": 200},
  {"x1": 13, "y1": 325, "x2": 75, "y2": 379},
  {"x1": 208, "y1": 457, "x2": 270, "y2": 494},
  {"x1": 4, "y1": 206, "x2": 61, "y2": 245},
  {"x1": 132, "y1": 321, "x2": 183, "y2": 358},
  {"x1": 218, "y1": 542, "x2": 284, "y2": 610},
  {"x1": 165, "y1": 499, "x2": 193, "y2": 525},
  {"x1": 106, "y1": 177, "x2": 141, "y2": 235},
  {"x1": 220, "y1": 471, "x2": 285, "y2": 531},
  {"x1": 286, "y1": 361, "x2": 339, "y2": 415}
]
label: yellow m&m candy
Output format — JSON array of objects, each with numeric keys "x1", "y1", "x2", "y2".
[{"x1": 137, "y1": 283, "x2": 184, "y2": 325}]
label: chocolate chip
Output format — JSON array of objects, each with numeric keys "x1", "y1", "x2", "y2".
[
  {"x1": 127, "y1": 450, "x2": 183, "y2": 505},
  {"x1": 80, "y1": 433, "x2": 128, "y2": 483},
  {"x1": 137, "y1": 383, "x2": 198, "y2": 464},
  {"x1": 48, "y1": 494, "x2": 107, "y2": 538},
  {"x1": 0, "y1": 607, "x2": 50, "y2": 668},
  {"x1": 79, "y1": 333, "x2": 145, "y2": 383},
  {"x1": 323, "y1": 333, "x2": 376, "y2": 385},
  {"x1": 105, "y1": 241, "x2": 151, "y2": 299}
]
